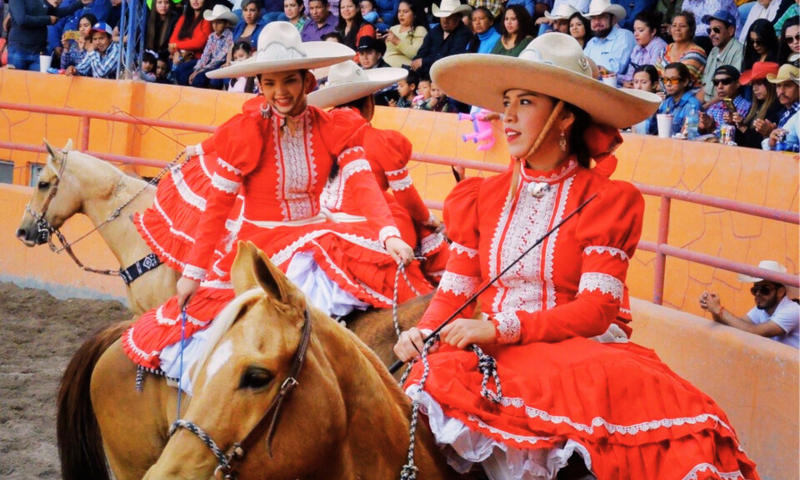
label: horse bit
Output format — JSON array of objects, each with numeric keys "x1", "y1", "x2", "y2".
[{"x1": 169, "y1": 307, "x2": 313, "y2": 480}]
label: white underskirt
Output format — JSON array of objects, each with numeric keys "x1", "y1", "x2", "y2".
[
  {"x1": 160, "y1": 252, "x2": 368, "y2": 395},
  {"x1": 406, "y1": 385, "x2": 593, "y2": 480}
]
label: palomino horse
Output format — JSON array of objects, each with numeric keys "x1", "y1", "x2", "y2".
[{"x1": 16, "y1": 139, "x2": 179, "y2": 314}]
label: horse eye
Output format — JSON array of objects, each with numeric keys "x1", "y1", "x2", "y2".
[
  {"x1": 239, "y1": 367, "x2": 273, "y2": 390},
  {"x1": 38, "y1": 181, "x2": 50, "y2": 190}
]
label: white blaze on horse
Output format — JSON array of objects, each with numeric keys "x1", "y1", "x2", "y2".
[{"x1": 16, "y1": 139, "x2": 179, "y2": 314}]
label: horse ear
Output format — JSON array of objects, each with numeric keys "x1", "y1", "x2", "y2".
[
  {"x1": 231, "y1": 241, "x2": 302, "y2": 307},
  {"x1": 63, "y1": 139, "x2": 73, "y2": 152},
  {"x1": 232, "y1": 241, "x2": 261, "y2": 296},
  {"x1": 43, "y1": 139, "x2": 64, "y2": 175}
]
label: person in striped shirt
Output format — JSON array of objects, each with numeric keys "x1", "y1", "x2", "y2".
[{"x1": 66, "y1": 21, "x2": 118, "y2": 78}]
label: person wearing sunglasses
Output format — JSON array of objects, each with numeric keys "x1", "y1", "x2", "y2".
[
  {"x1": 726, "y1": 61, "x2": 782, "y2": 148},
  {"x1": 698, "y1": 10, "x2": 743, "y2": 103},
  {"x1": 697, "y1": 64, "x2": 751, "y2": 133},
  {"x1": 743, "y1": 18, "x2": 780, "y2": 71},
  {"x1": 777, "y1": 15, "x2": 799, "y2": 67},
  {"x1": 656, "y1": 62, "x2": 702, "y2": 134},
  {"x1": 699, "y1": 260, "x2": 799, "y2": 349},
  {"x1": 739, "y1": 0, "x2": 792, "y2": 45}
]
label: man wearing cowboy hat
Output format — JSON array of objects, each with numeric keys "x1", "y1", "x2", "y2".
[
  {"x1": 409, "y1": 0, "x2": 472, "y2": 78},
  {"x1": 700, "y1": 261, "x2": 799, "y2": 349},
  {"x1": 185, "y1": 4, "x2": 236, "y2": 88},
  {"x1": 583, "y1": 0, "x2": 635, "y2": 77}
]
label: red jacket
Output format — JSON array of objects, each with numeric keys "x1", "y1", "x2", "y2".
[{"x1": 169, "y1": 15, "x2": 212, "y2": 58}]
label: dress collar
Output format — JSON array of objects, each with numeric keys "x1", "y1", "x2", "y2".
[
  {"x1": 261, "y1": 103, "x2": 309, "y2": 127},
  {"x1": 518, "y1": 157, "x2": 579, "y2": 185}
]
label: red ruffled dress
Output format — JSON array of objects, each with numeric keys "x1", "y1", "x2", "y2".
[
  {"x1": 124, "y1": 104, "x2": 422, "y2": 370},
  {"x1": 403, "y1": 158, "x2": 759, "y2": 479}
]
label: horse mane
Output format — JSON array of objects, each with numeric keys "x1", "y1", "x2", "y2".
[{"x1": 191, "y1": 288, "x2": 264, "y2": 386}]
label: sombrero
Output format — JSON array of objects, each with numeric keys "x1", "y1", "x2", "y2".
[
  {"x1": 308, "y1": 61, "x2": 408, "y2": 109},
  {"x1": 430, "y1": 33, "x2": 660, "y2": 129},
  {"x1": 544, "y1": 3, "x2": 578, "y2": 20},
  {"x1": 431, "y1": 0, "x2": 472, "y2": 18},
  {"x1": 203, "y1": 5, "x2": 239, "y2": 24},
  {"x1": 584, "y1": 0, "x2": 626, "y2": 21},
  {"x1": 208, "y1": 22, "x2": 355, "y2": 79}
]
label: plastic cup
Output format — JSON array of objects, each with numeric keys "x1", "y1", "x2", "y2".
[
  {"x1": 602, "y1": 74, "x2": 617, "y2": 88},
  {"x1": 656, "y1": 114, "x2": 673, "y2": 138},
  {"x1": 39, "y1": 55, "x2": 52, "y2": 73}
]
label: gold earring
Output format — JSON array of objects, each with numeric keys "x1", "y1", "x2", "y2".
[{"x1": 559, "y1": 130, "x2": 567, "y2": 152}]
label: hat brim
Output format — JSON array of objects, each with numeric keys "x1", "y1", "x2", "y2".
[
  {"x1": 204, "y1": 11, "x2": 240, "y2": 24},
  {"x1": 308, "y1": 68, "x2": 408, "y2": 108},
  {"x1": 430, "y1": 54, "x2": 660, "y2": 129},
  {"x1": 207, "y1": 42, "x2": 356, "y2": 79},
  {"x1": 544, "y1": 9, "x2": 578, "y2": 20},
  {"x1": 585, "y1": 5, "x2": 627, "y2": 21},
  {"x1": 431, "y1": 4, "x2": 472, "y2": 17}
]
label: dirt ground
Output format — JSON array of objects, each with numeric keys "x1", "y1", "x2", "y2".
[{"x1": 0, "y1": 282, "x2": 132, "y2": 480}]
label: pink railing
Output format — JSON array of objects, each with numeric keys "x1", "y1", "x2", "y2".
[{"x1": 1, "y1": 101, "x2": 797, "y2": 303}]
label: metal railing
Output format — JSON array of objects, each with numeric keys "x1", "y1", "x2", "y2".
[{"x1": 1, "y1": 101, "x2": 797, "y2": 303}]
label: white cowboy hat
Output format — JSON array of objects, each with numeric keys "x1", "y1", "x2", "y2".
[
  {"x1": 737, "y1": 261, "x2": 792, "y2": 283},
  {"x1": 203, "y1": 4, "x2": 239, "y2": 24},
  {"x1": 430, "y1": 33, "x2": 660, "y2": 129},
  {"x1": 544, "y1": 3, "x2": 579, "y2": 20},
  {"x1": 308, "y1": 61, "x2": 408, "y2": 109},
  {"x1": 584, "y1": 0, "x2": 626, "y2": 21},
  {"x1": 431, "y1": 0, "x2": 472, "y2": 18},
  {"x1": 207, "y1": 22, "x2": 355, "y2": 79}
]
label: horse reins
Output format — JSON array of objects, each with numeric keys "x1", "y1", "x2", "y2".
[{"x1": 169, "y1": 307, "x2": 313, "y2": 480}]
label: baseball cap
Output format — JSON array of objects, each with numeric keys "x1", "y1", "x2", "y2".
[
  {"x1": 702, "y1": 10, "x2": 736, "y2": 28},
  {"x1": 713, "y1": 65, "x2": 741, "y2": 81},
  {"x1": 91, "y1": 22, "x2": 113, "y2": 36},
  {"x1": 357, "y1": 36, "x2": 386, "y2": 56}
]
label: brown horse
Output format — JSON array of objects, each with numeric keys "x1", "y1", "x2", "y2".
[{"x1": 16, "y1": 139, "x2": 179, "y2": 314}]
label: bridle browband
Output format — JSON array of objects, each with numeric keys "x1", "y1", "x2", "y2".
[{"x1": 169, "y1": 306, "x2": 313, "y2": 480}]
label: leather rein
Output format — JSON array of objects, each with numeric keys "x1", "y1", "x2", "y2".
[{"x1": 169, "y1": 307, "x2": 313, "y2": 480}]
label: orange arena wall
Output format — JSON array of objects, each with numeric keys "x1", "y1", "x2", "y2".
[{"x1": 0, "y1": 70, "x2": 798, "y2": 479}]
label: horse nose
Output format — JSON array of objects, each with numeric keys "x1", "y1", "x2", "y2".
[{"x1": 16, "y1": 228, "x2": 27, "y2": 240}]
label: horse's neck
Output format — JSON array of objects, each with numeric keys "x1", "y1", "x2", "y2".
[{"x1": 70, "y1": 154, "x2": 155, "y2": 267}]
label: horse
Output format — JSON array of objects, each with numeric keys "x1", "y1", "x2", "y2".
[{"x1": 15, "y1": 139, "x2": 179, "y2": 314}]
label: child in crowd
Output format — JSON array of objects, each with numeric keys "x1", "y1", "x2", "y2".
[
  {"x1": 156, "y1": 52, "x2": 175, "y2": 84},
  {"x1": 186, "y1": 5, "x2": 236, "y2": 88},
  {"x1": 138, "y1": 50, "x2": 157, "y2": 82},
  {"x1": 322, "y1": 31, "x2": 344, "y2": 42},
  {"x1": 413, "y1": 77, "x2": 432, "y2": 109},
  {"x1": 420, "y1": 81, "x2": 456, "y2": 112},
  {"x1": 632, "y1": 65, "x2": 659, "y2": 134},
  {"x1": 227, "y1": 41, "x2": 259, "y2": 93},
  {"x1": 391, "y1": 70, "x2": 418, "y2": 108},
  {"x1": 359, "y1": 0, "x2": 380, "y2": 25}
]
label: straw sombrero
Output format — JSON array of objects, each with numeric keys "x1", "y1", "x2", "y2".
[
  {"x1": 544, "y1": 3, "x2": 578, "y2": 20},
  {"x1": 430, "y1": 33, "x2": 660, "y2": 129},
  {"x1": 308, "y1": 61, "x2": 408, "y2": 109},
  {"x1": 431, "y1": 0, "x2": 472, "y2": 18},
  {"x1": 208, "y1": 22, "x2": 355, "y2": 79}
]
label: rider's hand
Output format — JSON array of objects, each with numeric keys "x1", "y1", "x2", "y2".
[
  {"x1": 394, "y1": 327, "x2": 431, "y2": 362},
  {"x1": 440, "y1": 319, "x2": 497, "y2": 349},
  {"x1": 176, "y1": 276, "x2": 200, "y2": 309},
  {"x1": 385, "y1": 236, "x2": 414, "y2": 266}
]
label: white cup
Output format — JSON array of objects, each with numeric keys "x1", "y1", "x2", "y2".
[
  {"x1": 656, "y1": 113, "x2": 673, "y2": 138},
  {"x1": 39, "y1": 55, "x2": 52, "y2": 73},
  {"x1": 602, "y1": 74, "x2": 617, "y2": 88}
]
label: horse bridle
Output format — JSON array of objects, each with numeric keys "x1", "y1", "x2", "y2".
[
  {"x1": 169, "y1": 307, "x2": 313, "y2": 480},
  {"x1": 25, "y1": 149, "x2": 68, "y2": 247}
]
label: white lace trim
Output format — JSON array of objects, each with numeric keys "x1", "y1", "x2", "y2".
[
  {"x1": 466, "y1": 414, "x2": 558, "y2": 445},
  {"x1": 200, "y1": 279, "x2": 233, "y2": 289},
  {"x1": 155, "y1": 304, "x2": 210, "y2": 327},
  {"x1": 439, "y1": 271, "x2": 480, "y2": 297},
  {"x1": 494, "y1": 312, "x2": 520, "y2": 344},
  {"x1": 211, "y1": 173, "x2": 241, "y2": 194},
  {"x1": 419, "y1": 233, "x2": 445, "y2": 256},
  {"x1": 275, "y1": 116, "x2": 317, "y2": 221},
  {"x1": 519, "y1": 159, "x2": 578, "y2": 183},
  {"x1": 194, "y1": 142, "x2": 205, "y2": 156},
  {"x1": 124, "y1": 326, "x2": 160, "y2": 360},
  {"x1": 153, "y1": 197, "x2": 195, "y2": 243},
  {"x1": 216, "y1": 157, "x2": 242, "y2": 176},
  {"x1": 450, "y1": 242, "x2": 478, "y2": 258},
  {"x1": 682, "y1": 463, "x2": 745, "y2": 480},
  {"x1": 379, "y1": 226, "x2": 402, "y2": 245},
  {"x1": 271, "y1": 229, "x2": 386, "y2": 267},
  {"x1": 578, "y1": 272, "x2": 624, "y2": 300},
  {"x1": 389, "y1": 176, "x2": 413, "y2": 191},
  {"x1": 199, "y1": 155, "x2": 214, "y2": 180},
  {"x1": 619, "y1": 307, "x2": 631, "y2": 315},
  {"x1": 136, "y1": 214, "x2": 185, "y2": 268},
  {"x1": 182, "y1": 264, "x2": 207, "y2": 281},
  {"x1": 424, "y1": 212, "x2": 438, "y2": 226},
  {"x1": 337, "y1": 146, "x2": 366, "y2": 162},
  {"x1": 584, "y1": 246, "x2": 630, "y2": 262},
  {"x1": 385, "y1": 166, "x2": 408, "y2": 177},
  {"x1": 321, "y1": 159, "x2": 372, "y2": 211},
  {"x1": 498, "y1": 396, "x2": 736, "y2": 437},
  {"x1": 170, "y1": 164, "x2": 207, "y2": 211},
  {"x1": 356, "y1": 279, "x2": 393, "y2": 306}
]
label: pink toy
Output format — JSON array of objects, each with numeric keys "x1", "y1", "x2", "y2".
[{"x1": 458, "y1": 109, "x2": 496, "y2": 151}]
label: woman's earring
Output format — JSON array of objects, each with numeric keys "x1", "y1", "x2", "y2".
[{"x1": 559, "y1": 130, "x2": 567, "y2": 152}]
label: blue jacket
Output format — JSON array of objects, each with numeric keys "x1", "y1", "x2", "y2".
[
  {"x1": 9, "y1": 0, "x2": 82, "y2": 53},
  {"x1": 232, "y1": 16, "x2": 268, "y2": 48},
  {"x1": 48, "y1": 0, "x2": 112, "y2": 53},
  {"x1": 657, "y1": 91, "x2": 702, "y2": 135},
  {"x1": 612, "y1": 0, "x2": 657, "y2": 30}
]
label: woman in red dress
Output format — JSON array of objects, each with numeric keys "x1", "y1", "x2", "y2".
[
  {"x1": 308, "y1": 60, "x2": 451, "y2": 286},
  {"x1": 394, "y1": 34, "x2": 759, "y2": 479},
  {"x1": 123, "y1": 22, "x2": 421, "y2": 382}
]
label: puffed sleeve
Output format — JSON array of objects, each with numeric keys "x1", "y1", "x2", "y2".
[
  {"x1": 492, "y1": 180, "x2": 644, "y2": 344},
  {"x1": 182, "y1": 115, "x2": 263, "y2": 280},
  {"x1": 379, "y1": 131, "x2": 434, "y2": 225},
  {"x1": 417, "y1": 177, "x2": 484, "y2": 333}
]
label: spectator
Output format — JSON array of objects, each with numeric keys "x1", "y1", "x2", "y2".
[
  {"x1": 568, "y1": 11, "x2": 591, "y2": 48},
  {"x1": 382, "y1": 0, "x2": 427, "y2": 67},
  {"x1": 739, "y1": 0, "x2": 791, "y2": 44},
  {"x1": 145, "y1": 0, "x2": 179, "y2": 53},
  {"x1": 761, "y1": 63, "x2": 800, "y2": 149},
  {"x1": 584, "y1": 0, "x2": 636, "y2": 77},
  {"x1": 184, "y1": 4, "x2": 235, "y2": 87},
  {"x1": 372, "y1": 0, "x2": 398, "y2": 30},
  {"x1": 304, "y1": 0, "x2": 338, "y2": 20},
  {"x1": 633, "y1": 64, "x2": 660, "y2": 133},
  {"x1": 620, "y1": 11, "x2": 667, "y2": 87},
  {"x1": 506, "y1": 0, "x2": 536, "y2": 19},
  {"x1": 492, "y1": 4, "x2": 534, "y2": 56},
  {"x1": 357, "y1": 33, "x2": 389, "y2": 67},
  {"x1": 654, "y1": 0, "x2": 683, "y2": 39},
  {"x1": 419, "y1": 80, "x2": 457, "y2": 111},
  {"x1": 49, "y1": 0, "x2": 111, "y2": 58},
  {"x1": 67, "y1": 21, "x2": 118, "y2": 77},
  {"x1": 359, "y1": 0, "x2": 380, "y2": 26},
  {"x1": 231, "y1": 0, "x2": 267, "y2": 49},
  {"x1": 8, "y1": 0, "x2": 81, "y2": 70},
  {"x1": 59, "y1": 11, "x2": 95, "y2": 69},
  {"x1": 410, "y1": 0, "x2": 472, "y2": 78},
  {"x1": 466, "y1": 7, "x2": 500, "y2": 53},
  {"x1": 682, "y1": 0, "x2": 739, "y2": 50},
  {"x1": 391, "y1": 69, "x2": 418, "y2": 107},
  {"x1": 301, "y1": 0, "x2": 337, "y2": 41},
  {"x1": 540, "y1": 3, "x2": 577, "y2": 33},
  {"x1": 285, "y1": 0, "x2": 308, "y2": 31},
  {"x1": 467, "y1": 0, "x2": 502, "y2": 19},
  {"x1": 728, "y1": 61, "x2": 781, "y2": 147},
  {"x1": 168, "y1": 0, "x2": 212, "y2": 74},
  {"x1": 227, "y1": 40, "x2": 258, "y2": 92},
  {"x1": 773, "y1": 0, "x2": 798, "y2": 35},
  {"x1": 337, "y1": 0, "x2": 374, "y2": 51},
  {"x1": 137, "y1": 49, "x2": 157, "y2": 81},
  {"x1": 743, "y1": 18, "x2": 779, "y2": 70},
  {"x1": 155, "y1": 51, "x2": 175, "y2": 83},
  {"x1": 777, "y1": 15, "x2": 799, "y2": 66},
  {"x1": 657, "y1": 61, "x2": 703, "y2": 134},
  {"x1": 321, "y1": 30, "x2": 343, "y2": 40},
  {"x1": 699, "y1": 9, "x2": 744, "y2": 102},
  {"x1": 612, "y1": 0, "x2": 657, "y2": 31},
  {"x1": 413, "y1": 76, "x2": 431, "y2": 107},
  {"x1": 699, "y1": 260, "x2": 799, "y2": 349},
  {"x1": 698, "y1": 64, "x2": 751, "y2": 133},
  {"x1": 656, "y1": 11, "x2": 707, "y2": 85}
]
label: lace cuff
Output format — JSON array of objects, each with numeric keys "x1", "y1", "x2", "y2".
[
  {"x1": 194, "y1": 143, "x2": 204, "y2": 156},
  {"x1": 419, "y1": 233, "x2": 445, "y2": 256},
  {"x1": 379, "y1": 226, "x2": 402, "y2": 246},
  {"x1": 211, "y1": 173, "x2": 241, "y2": 194},
  {"x1": 492, "y1": 312, "x2": 520, "y2": 344},
  {"x1": 389, "y1": 176, "x2": 413, "y2": 191},
  {"x1": 439, "y1": 271, "x2": 481, "y2": 297},
  {"x1": 217, "y1": 157, "x2": 243, "y2": 176},
  {"x1": 182, "y1": 264, "x2": 207, "y2": 281},
  {"x1": 578, "y1": 272, "x2": 624, "y2": 300},
  {"x1": 450, "y1": 242, "x2": 479, "y2": 258}
]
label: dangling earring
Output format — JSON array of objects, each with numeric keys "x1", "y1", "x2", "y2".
[{"x1": 559, "y1": 130, "x2": 567, "y2": 152}]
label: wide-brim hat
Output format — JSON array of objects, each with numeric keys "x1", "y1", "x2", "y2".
[
  {"x1": 208, "y1": 22, "x2": 355, "y2": 79},
  {"x1": 584, "y1": 0, "x2": 626, "y2": 21},
  {"x1": 738, "y1": 260, "x2": 790, "y2": 283},
  {"x1": 431, "y1": 0, "x2": 472, "y2": 18},
  {"x1": 740, "y1": 61, "x2": 780, "y2": 85},
  {"x1": 308, "y1": 61, "x2": 407, "y2": 108},
  {"x1": 766, "y1": 64, "x2": 800, "y2": 85},
  {"x1": 544, "y1": 3, "x2": 578, "y2": 20},
  {"x1": 203, "y1": 5, "x2": 239, "y2": 24},
  {"x1": 430, "y1": 33, "x2": 660, "y2": 129}
]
